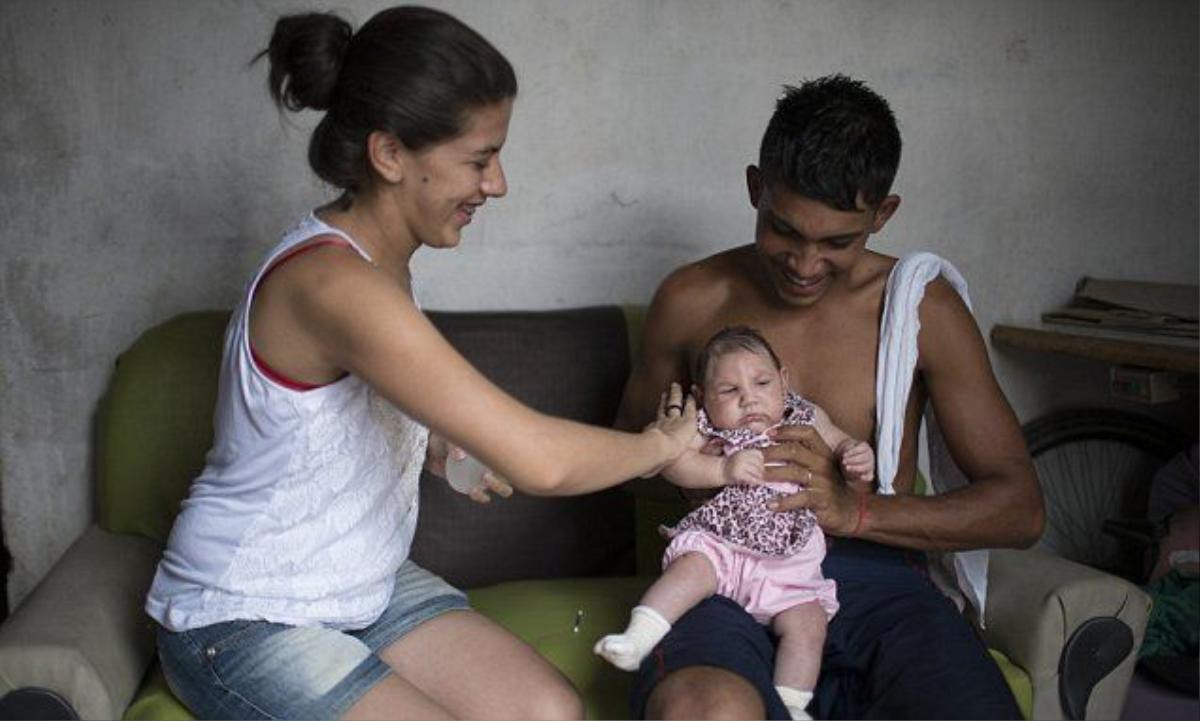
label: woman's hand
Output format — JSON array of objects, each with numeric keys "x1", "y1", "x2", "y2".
[
  {"x1": 651, "y1": 381, "x2": 699, "y2": 454},
  {"x1": 762, "y1": 424, "x2": 862, "y2": 536},
  {"x1": 466, "y1": 469, "x2": 515, "y2": 504},
  {"x1": 424, "y1": 432, "x2": 514, "y2": 503},
  {"x1": 423, "y1": 431, "x2": 459, "y2": 479},
  {"x1": 640, "y1": 382, "x2": 698, "y2": 477}
]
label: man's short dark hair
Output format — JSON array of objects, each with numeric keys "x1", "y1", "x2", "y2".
[{"x1": 758, "y1": 74, "x2": 901, "y2": 211}]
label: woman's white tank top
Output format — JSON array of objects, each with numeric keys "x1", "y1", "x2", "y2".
[{"x1": 145, "y1": 213, "x2": 428, "y2": 631}]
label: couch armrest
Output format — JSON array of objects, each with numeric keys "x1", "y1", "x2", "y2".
[
  {"x1": 0, "y1": 525, "x2": 162, "y2": 720},
  {"x1": 983, "y1": 548, "x2": 1152, "y2": 720}
]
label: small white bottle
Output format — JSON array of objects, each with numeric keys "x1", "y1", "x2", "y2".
[{"x1": 445, "y1": 453, "x2": 488, "y2": 494}]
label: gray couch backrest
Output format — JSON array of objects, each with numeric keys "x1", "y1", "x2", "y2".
[{"x1": 412, "y1": 307, "x2": 637, "y2": 587}]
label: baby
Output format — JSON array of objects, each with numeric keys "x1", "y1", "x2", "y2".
[{"x1": 595, "y1": 325, "x2": 875, "y2": 720}]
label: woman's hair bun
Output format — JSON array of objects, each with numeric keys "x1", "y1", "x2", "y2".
[
  {"x1": 256, "y1": 5, "x2": 516, "y2": 201},
  {"x1": 257, "y1": 12, "x2": 352, "y2": 112}
]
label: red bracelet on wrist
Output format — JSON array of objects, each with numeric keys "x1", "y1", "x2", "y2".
[{"x1": 851, "y1": 492, "x2": 869, "y2": 537}]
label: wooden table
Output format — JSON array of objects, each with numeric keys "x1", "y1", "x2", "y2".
[{"x1": 990, "y1": 323, "x2": 1198, "y2": 374}]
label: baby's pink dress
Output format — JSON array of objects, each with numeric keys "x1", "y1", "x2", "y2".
[{"x1": 662, "y1": 392, "x2": 839, "y2": 623}]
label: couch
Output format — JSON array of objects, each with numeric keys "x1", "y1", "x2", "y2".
[{"x1": 0, "y1": 306, "x2": 1151, "y2": 720}]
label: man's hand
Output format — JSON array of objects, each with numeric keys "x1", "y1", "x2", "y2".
[
  {"x1": 724, "y1": 449, "x2": 765, "y2": 486},
  {"x1": 424, "y1": 432, "x2": 514, "y2": 504},
  {"x1": 763, "y1": 425, "x2": 863, "y2": 536}
]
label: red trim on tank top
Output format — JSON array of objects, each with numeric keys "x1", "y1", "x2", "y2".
[
  {"x1": 250, "y1": 345, "x2": 330, "y2": 391},
  {"x1": 250, "y1": 236, "x2": 355, "y2": 391}
]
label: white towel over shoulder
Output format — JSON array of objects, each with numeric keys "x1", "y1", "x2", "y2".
[{"x1": 874, "y1": 251, "x2": 989, "y2": 620}]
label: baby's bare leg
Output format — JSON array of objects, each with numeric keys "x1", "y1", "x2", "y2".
[
  {"x1": 594, "y1": 552, "x2": 719, "y2": 671},
  {"x1": 771, "y1": 601, "x2": 828, "y2": 720},
  {"x1": 642, "y1": 551, "x2": 720, "y2": 622}
]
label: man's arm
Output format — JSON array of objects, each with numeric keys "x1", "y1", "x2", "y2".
[
  {"x1": 616, "y1": 265, "x2": 710, "y2": 432},
  {"x1": 767, "y1": 280, "x2": 1044, "y2": 551},
  {"x1": 617, "y1": 268, "x2": 711, "y2": 498}
]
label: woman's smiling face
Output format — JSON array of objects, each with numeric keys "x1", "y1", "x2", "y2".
[{"x1": 400, "y1": 99, "x2": 512, "y2": 249}]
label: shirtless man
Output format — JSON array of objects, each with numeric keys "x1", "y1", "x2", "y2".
[{"x1": 617, "y1": 75, "x2": 1044, "y2": 719}]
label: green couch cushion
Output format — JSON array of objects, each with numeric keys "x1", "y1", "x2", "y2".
[
  {"x1": 124, "y1": 665, "x2": 191, "y2": 721},
  {"x1": 621, "y1": 304, "x2": 648, "y2": 362},
  {"x1": 98, "y1": 311, "x2": 229, "y2": 542},
  {"x1": 468, "y1": 576, "x2": 652, "y2": 721},
  {"x1": 990, "y1": 648, "x2": 1033, "y2": 719}
]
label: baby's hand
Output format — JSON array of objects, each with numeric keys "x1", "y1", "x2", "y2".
[
  {"x1": 837, "y1": 439, "x2": 876, "y2": 486},
  {"x1": 723, "y1": 449, "x2": 765, "y2": 486}
]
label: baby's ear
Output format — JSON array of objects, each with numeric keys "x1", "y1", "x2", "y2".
[
  {"x1": 779, "y1": 365, "x2": 790, "y2": 388},
  {"x1": 690, "y1": 383, "x2": 703, "y2": 403}
]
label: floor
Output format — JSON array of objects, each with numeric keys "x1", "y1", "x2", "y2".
[{"x1": 1120, "y1": 668, "x2": 1199, "y2": 721}]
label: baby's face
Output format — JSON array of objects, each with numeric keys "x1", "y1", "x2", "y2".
[{"x1": 701, "y1": 349, "x2": 787, "y2": 433}]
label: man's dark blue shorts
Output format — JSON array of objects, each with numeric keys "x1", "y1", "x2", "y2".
[{"x1": 629, "y1": 594, "x2": 790, "y2": 720}]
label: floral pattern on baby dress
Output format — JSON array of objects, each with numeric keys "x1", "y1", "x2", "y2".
[{"x1": 664, "y1": 391, "x2": 819, "y2": 557}]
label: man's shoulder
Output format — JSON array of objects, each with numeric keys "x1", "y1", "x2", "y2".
[
  {"x1": 907, "y1": 257, "x2": 971, "y2": 320},
  {"x1": 655, "y1": 245, "x2": 756, "y2": 303},
  {"x1": 850, "y1": 249, "x2": 899, "y2": 295},
  {"x1": 668, "y1": 244, "x2": 754, "y2": 279},
  {"x1": 921, "y1": 274, "x2": 965, "y2": 306},
  {"x1": 640, "y1": 245, "x2": 761, "y2": 355},
  {"x1": 871, "y1": 251, "x2": 971, "y2": 313},
  {"x1": 912, "y1": 265, "x2": 980, "y2": 368}
]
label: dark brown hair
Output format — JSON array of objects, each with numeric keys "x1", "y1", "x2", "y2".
[
  {"x1": 759, "y1": 74, "x2": 900, "y2": 211},
  {"x1": 695, "y1": 326, "x2": 782, "y2": 385},
  {"x1": 255, "y1": 6, "x2": 517, "y2": 204}
]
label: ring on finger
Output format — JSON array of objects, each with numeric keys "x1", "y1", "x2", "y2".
[{"x1": 666, "y1": 404, "x2": 684, "y2": 414}]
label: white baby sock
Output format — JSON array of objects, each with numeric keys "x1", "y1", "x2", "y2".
[
  {"x1": 776, "y1": 686, "x2": 814, "y2": 721},
  {"x1": 593, "y1": 605, "x2": 671, "y2": 671}
]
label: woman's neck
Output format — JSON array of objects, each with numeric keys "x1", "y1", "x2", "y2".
[{"x1": 317, "y1": 193, "x2": 419, "y2": 286}]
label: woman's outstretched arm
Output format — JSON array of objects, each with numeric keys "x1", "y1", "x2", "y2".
[{"x1": 280, "y1": 248, "x2": 697, "y2": 495}]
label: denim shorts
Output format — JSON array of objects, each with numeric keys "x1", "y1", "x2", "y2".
[{"x1": 157, "y1": 559, "x2": 469, "y2": 720}]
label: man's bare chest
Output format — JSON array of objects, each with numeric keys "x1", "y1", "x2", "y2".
[
  {"x1": 775, "y1": 323, "x2": 879, "y2": 441},
  {"x1": 693, "y1": 306, "x2": 881, "y2": 441}
]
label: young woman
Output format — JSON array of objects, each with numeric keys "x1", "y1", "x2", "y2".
[{"x1": 144, "y1": 7, "x2": 696, "y2": 719}]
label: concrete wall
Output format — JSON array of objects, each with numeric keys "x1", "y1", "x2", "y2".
[{"x1": 1, "y1": 0, "x2": 1196, "y2": 609}]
